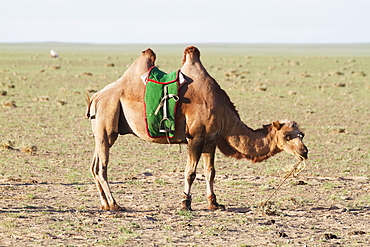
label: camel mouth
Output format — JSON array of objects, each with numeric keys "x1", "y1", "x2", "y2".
[{"x1": 295, "y1": 149, "x2": 308, "y2": 161}]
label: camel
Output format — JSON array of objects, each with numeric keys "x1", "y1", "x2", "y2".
[{"x1": 85, "y1": 46, "x2": 308, "y2": 211}]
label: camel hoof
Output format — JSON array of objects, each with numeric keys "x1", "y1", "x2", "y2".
[
  {"x1": 181, "y1": 193, "x2": 192, "y2": 211},
  {"x1": 209, "y1": 203, "x2": 226, "y2": 211},
  {"x1": 181, "y1": 200, "x2": 192, "y2": 211},
  {"x1": 207, "y1": 194, "x2": 225, "y2": 211}
]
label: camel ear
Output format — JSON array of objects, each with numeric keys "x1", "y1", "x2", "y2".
[{"x1": 272, "y1": 121, "x2": 282, "y2": 130}]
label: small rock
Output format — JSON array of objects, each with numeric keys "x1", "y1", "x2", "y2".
[
  {"x1": 266, "y1": 219, "x2": 275, "y2": 225},
  {"x1": 323, "y1": 233, "x2": 338, "y2": 240},
  {"x1": 56, "y1": 100, "x2": 67, "y2": 106},
  {"x1": 333, "y1": 82, "x2": 346, "y2": 87},
  {"x1": 254, "y1": 85, "x2": 267, "y2": 91},
  {"x1": 348, "y1": 230, "x2": 366, "y2": 236},
  {"x1": 86, "y1": 89, "x2": 98, "y2": 93},
  {"x1": 290, "y1": 61, "x2": 300, "y2": 66},
  {"x1": 328, "y1": 71, "x2": 344, "y2": 76},
  {"x1": 340, "y1": 196, "x2": 352, "y2": 200},
  {"x1": 276, "y1": 231, "x2": 288, "y2": 238},
  {"x1": 296, "y1": 180, "x2": 307, "y2": 185},
  {"x1": 332, "y1": 128, "x2": 346, "y2": 134},
  {"x1": 2, "y1": 100, "x2": 16, "y2": 108}
]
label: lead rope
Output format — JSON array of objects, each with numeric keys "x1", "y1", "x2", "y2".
[{"x1": 261, "y1": 160, "x2": 306, "y2": 208}]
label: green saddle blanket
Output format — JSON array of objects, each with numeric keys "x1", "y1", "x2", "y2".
[{"x1": 145, "y1": 67, "x2": 180, "y2": 138}]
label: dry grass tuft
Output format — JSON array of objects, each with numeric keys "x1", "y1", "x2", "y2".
[
  {"x1": 1, "y1": 140, "x2": 16, "y2": 150},
  {"x1": 224, "y1": 70, "x2": 240, "y2": 78},
  {"x1": 21, "y1": 144, "x2": 37, "y2": 155},
  {"x1": 50, "y1": 65, "x2": 61, "y2": 70},
  {"x1": 332, "y1": 128, "x2": 346, "y2": 134},
  {"x1": 289, "y1": 61, "x2": 300, "y2": 66},
  {"x1": 351, "y1": 71, "x2": 367, "y2": 76},
  {"x1": 86, "y1": 89, "x2": 98, "y2": 93},
  {"x1": 33, "y1": 96, "x2": 50, "y2": 102},
  {"x1": 257, "y1": 201, "x2": 279, "y2": 216},
  {"x1": 1, "y1": 140, "x2": 37, "y2": 155},
  {"x1": 2, "y1": 100, "x2": 16, "y2": 108},
  {"x1": 254, "y1": 84, "x2": 267, "y2": 91},
  {"x1": 328, "y1": 71, "x2": 344, "y2": 76},
  {"x1": 56, "y1": 100, "x2": 67, "y2": 106},
  {"x1": 332, "y1": 82, "x2": 346, "y2": 87}
]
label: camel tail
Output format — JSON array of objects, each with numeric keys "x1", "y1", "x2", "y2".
[{"x1": 85, "y1": 91, "x2": 92, "y2": 119}]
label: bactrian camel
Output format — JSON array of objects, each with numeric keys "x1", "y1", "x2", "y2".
[{"x1": 85, "y1": 46, "x2": 308, "y2": 211}]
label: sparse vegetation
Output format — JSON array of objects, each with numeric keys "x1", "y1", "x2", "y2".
[{"x1": 0, "y1": 43, "x2": 369, "y2": 246}]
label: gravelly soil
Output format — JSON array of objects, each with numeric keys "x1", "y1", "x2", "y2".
[{"x1": 1, "y1": 173, "x2": 369, "y2": 246}]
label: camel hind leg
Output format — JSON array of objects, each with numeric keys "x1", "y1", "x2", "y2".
[
  {"x1": 90, "y1": 119, "x2": 124, "y2": 211},
  {"x1": 90, "y1": 99, "x2": 124, "y2": 211}
]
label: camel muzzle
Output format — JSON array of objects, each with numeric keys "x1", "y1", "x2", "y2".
[{"x1": 300, "y1": 145, "x2": 308, "y2": 160}]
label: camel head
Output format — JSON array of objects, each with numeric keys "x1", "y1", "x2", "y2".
[
  {"x1": 270, "y1": 120, "x2": 308, "y2": 161},
  {"x1": 182, "y1": 46, "x2": 201, "y2": 65}
]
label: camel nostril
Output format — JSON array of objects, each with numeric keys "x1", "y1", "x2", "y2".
[{"x1": 302, "y1": 152, "x2": 308, "y2": 159}]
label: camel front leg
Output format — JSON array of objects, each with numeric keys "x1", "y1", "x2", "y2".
[
  {"x1": 181, "y1": 137, "x2": 204, "y2": 210},
  {"x1": 202, "y1": 143, "x2": 225, "y2": 210}
]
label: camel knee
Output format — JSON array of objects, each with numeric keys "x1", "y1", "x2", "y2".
[{"x1": 187, "y1": 172, "x2": 196, "y2": 184}]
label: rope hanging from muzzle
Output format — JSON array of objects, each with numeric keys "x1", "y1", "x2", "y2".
[{"x1": 261, "y1": 160, "x2": 306, "y2": 207}]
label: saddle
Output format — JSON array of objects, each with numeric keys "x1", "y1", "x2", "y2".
[{"x1": 143, "y1": 66, "x2": 185, "y2": 138}]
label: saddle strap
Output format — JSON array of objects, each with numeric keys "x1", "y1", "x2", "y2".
[{"x1": 154, "y1": 85, "x2": 179, "y2": 116}]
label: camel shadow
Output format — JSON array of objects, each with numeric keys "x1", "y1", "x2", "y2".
[{"x1": 226, "y1": 207, "x2": 251, "y2": 213}]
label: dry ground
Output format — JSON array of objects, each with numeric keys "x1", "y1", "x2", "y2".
[
  {"x1": 1, "y1": 172, "x2": 369, "y2": 246},
  {"x1": 0, "y1": 43, "x2": 369, "y2": 246}
]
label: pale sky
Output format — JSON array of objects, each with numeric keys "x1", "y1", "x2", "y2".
[{"x1": 1, "y1": 0, "x2": 369, "y2": 44}]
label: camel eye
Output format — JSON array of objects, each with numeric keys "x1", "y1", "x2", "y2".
[{"x1": 284, "y1": 134, "x2": 291, "y2": 141}]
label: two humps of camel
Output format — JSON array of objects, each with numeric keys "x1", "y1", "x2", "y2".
[{"x1": 85, "y1": 46, "x2": 308, "y2": 211}]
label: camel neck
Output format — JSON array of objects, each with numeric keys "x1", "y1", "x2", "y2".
[{"x1": 218, "y1": 120, "x2": 280, "y2": 162}]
